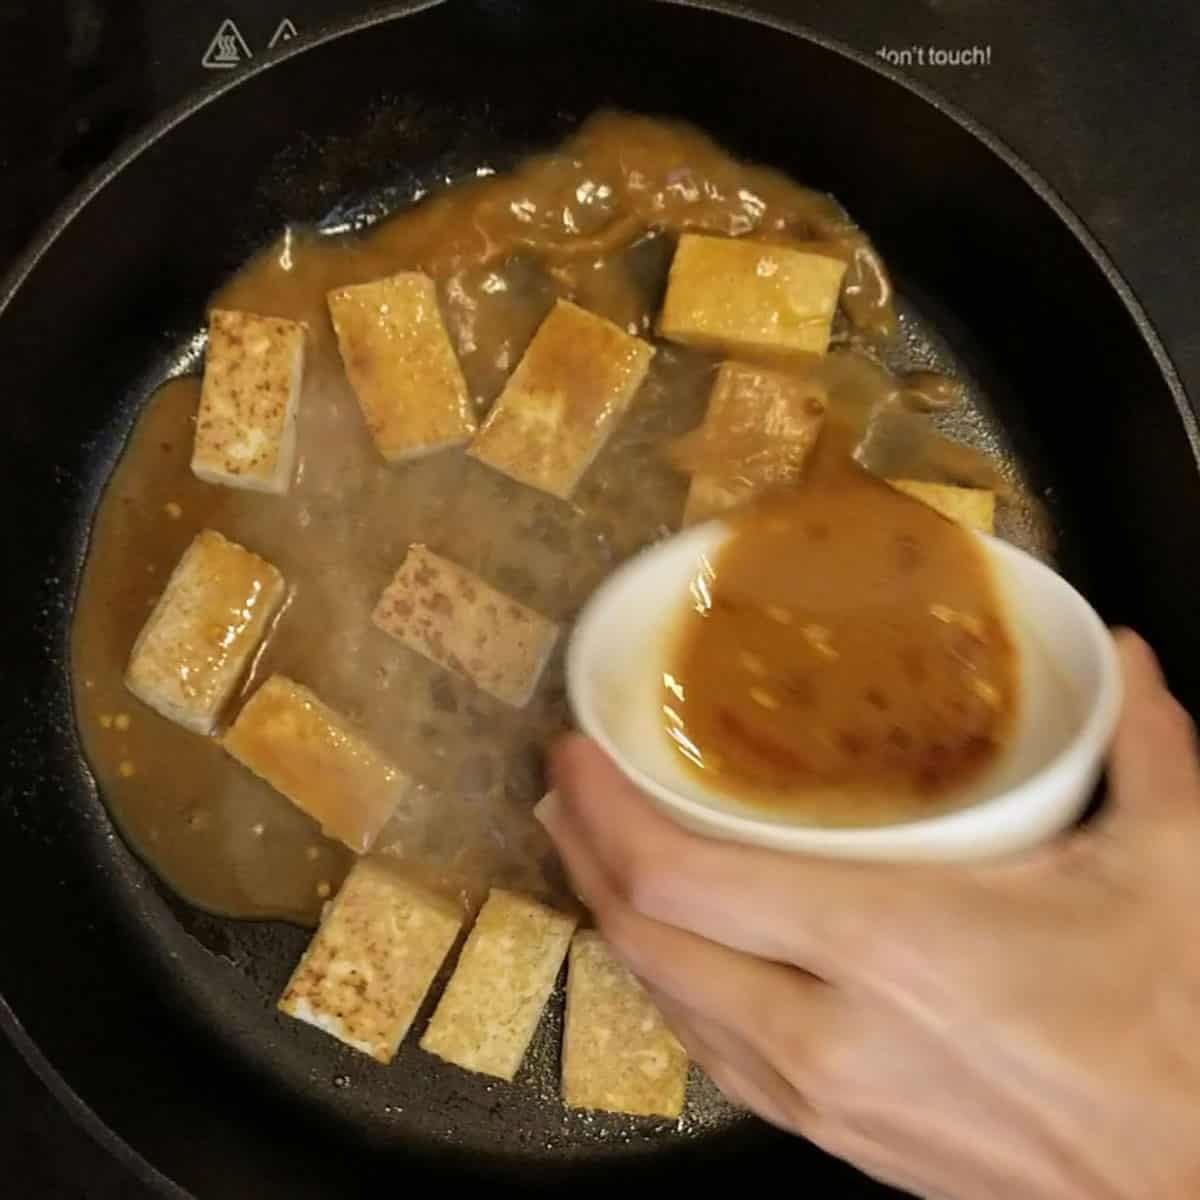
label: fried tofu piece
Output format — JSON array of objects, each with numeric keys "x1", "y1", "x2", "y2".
[
  {"x1": 680, "y1": 361, "x2": 828, "y2": 524},
  {"x1": 420, "y1": 888, "x2": 577, "y2": 1080},
  {"x1": 278, "y1": 858, "x2": 462, "y2": 1064},
  {"x1": 683, "y1": 474, "x2": 754, "y2": 525},
  {"x1": 372, "y1": 545, "x2": 560, "y2": 708},
  {"x1": 887, "y1": 479, "x2": 996, "y2": 534},
  {"x1": 658, "y1": 234, "x2": 848, "y2": 357},
  {"x1": 327, "y1": 272, "x2": 475, "y2": 462},
  {"x1": 124, "y1": 529, "x2": 285, "y2": 735},
  {"x1": 223, "y1": 675, "x2": 407, "y2": 853},
  {"x1": 191, "y1": 309, "x2": 306, "y2": 494},
  {"x1": 562, "y1": 931, "x2": 688, "y2": 1118},
  {"x1": 466, "y1": 299, "x2": 655, "y2": 498}
]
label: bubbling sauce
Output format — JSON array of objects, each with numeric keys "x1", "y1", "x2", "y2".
[{"x1": 71, "y1": 109, "x2": 1016, "y2": 922}]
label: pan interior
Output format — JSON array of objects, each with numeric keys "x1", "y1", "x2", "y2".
[{"x1": 65, "y1": 96, "x2": 1051, "y2": 1164}]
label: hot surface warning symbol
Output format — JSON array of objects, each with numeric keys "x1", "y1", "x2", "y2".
[
  {"x1": 201, "y1": 19, "x2": 252, "y2": 70},
  {"x1": 269, "y1": 18, "x2": 299, "y2": 49}
]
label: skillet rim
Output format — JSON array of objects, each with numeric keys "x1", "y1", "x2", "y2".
[{"x1": 1, "y1": 0, "x2": 1195, "y2": 1192}]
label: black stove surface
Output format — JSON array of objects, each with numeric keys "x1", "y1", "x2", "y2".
[{"x1": 3, "y1": 1, "x2": 1197, "y2": 1195}]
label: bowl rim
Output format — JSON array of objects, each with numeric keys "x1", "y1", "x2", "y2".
[{"x1": 566, "y1": 523, "x2": 1125, "y2": 857}]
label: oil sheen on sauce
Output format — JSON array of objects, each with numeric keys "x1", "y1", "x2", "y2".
[
  {"x1": 663, "y1": 442, "x2": 1018, "y2": 826},
  {"x1": 71, "y1": 110, "x2": 1004, "y2": 924}
]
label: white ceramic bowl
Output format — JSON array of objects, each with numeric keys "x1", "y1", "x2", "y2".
[{"x1": 566, "y1": 520, "x2": 1123, "y2": 862}]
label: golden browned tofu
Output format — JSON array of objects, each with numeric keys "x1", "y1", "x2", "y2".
[
  {"x1": 278, "y1": 858, "x2": 462, "y2": 1064},
  {"x1": 124, "y1": 529, "x2": 285, "y2": 735},
  {"x1": 887, "y1": 479, "x2": 996, "y2": 534},
  {"x1": 466, "y1": 299, "x2": 655, "y2": 498},
  {"x1": 562, "y1": 931, "x2": 688, "y2": 1118},
  {"x1": 372, "y1": 545, "x2": 560, "y2": 708},
  {"x1": 659, "y1": 234, "x2": 848, "y2": 357},
  {"x1": 683, "y1": 475, "x2": 753, "y2": 525},
  {"x1": 327, "y1": 272, "x2": 475, "y2": 462},
  {"x1": 191, "y1": 309, "x2": 306, "y2": 494},
  {"x1": 680, "y1": 361, "x2": 828, "y2": 524},
  {"x1": 420, "y1": 888, "x2": 577, "y2": 1081},
  {"x1": 223, "y1": 675, "x2": 407, "y2": 853}
]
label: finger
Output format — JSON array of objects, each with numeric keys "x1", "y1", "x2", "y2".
[
  {"x1": 651, "y1": 990, "x2": 969, "y2": 1200},
  {"x1": 801, "y1": 1121, "x2": 962, "y2": 1200},
  {"x1": 646, "y1": 987, "x2": 808, "y2": 1134},
  {"x1": 537, "y1": 786, "x2": 843, "y2": 1078},
  {"x1": 655, "y1": 985, "x2": 961, "y2": 1200},
  {"x1": 544, "y1": 734, "x2": 940, "y2": 982},
  {"x1": 1106, "y1": 629, "x2": 1200, "y2": 823}
]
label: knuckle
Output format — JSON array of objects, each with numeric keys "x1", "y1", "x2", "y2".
[
  {"x1": 1166, "y1": 698, "x2": 1198, "y2": 746},
  {"x1": 609, "y1": 838, "x2": 668, "y2": 917},
  {"x1": 775, "y1": 1012, "x2": 858, "y2": 1104},
  {"x1": 1142, "y1": 694, "x2": 1197, "y2": 751},
  {"x1": 786, "y1": 1033, "x2": 848, "y2": 1101},
  {"x1": 596, "y1": 903, "x2": 648, "y2": 970}
]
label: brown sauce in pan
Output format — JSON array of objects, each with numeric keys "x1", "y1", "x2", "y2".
[{"x1": 71, "y1": 110, "x2": 1006, "y2": 923}]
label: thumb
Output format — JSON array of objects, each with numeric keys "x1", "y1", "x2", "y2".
[
  {"x1": 1105, "y1": 629, "x2": 1200, "y2": 826},
  {"x1": 542, "y1": 733, "x2": 938, "y2": 984}
]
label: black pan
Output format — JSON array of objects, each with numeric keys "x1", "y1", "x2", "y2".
[{"x1": 3, "y1": 2, "x2": 1198, "y2": 1196}]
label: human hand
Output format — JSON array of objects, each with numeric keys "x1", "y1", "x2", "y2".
[{"x1": 537, "y1": 630, "x2": 1200, "y2": 1200}]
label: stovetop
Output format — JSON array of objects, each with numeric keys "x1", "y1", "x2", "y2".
[{"x1": 3, "y1": 1, "x2": 1197, "y2": 1195}]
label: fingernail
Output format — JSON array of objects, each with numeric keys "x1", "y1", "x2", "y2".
[{"x1": 533, "y1": 789, "x2": 561, "y2": 831}]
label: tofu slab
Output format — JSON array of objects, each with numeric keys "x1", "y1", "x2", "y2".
[
  {"x1": 223, "y1": 675, "x2": 407, "y2": 853},
  {"x1": 888, "y1": 479, "x2": 996, "y2": 534},
  {"x1": 681, "y1": 361, "x2": 828, "y2": 524},
  {"x1": 125, "y1": 529, "x2": 285, "y2": 735},
  {"x1": 683, "y1": 474, "x2": 755, "y2": 526},
  {"x1": 192, "y1": 309, "x2": 306, "y2": 494},
  {"x1": 327, "y1": 272, "x2": 475, "y2": 462},
  {"x1": 278, "y1": 858, "x2": 462, "y2": 1064},
  {"x1": 659, "y1": 234, "x2": 848, "y2": 357},
  {"x1": 466, "y1": 299, "x2": 655, "y2": 498},
  {"x1": 562, "y1": 931, "x2": 688, "y2": 1118},
  {"x1": 372, "y1": 545, "x2": 560, "y2": 708},
  {"x1": 420, "y1": 888, "x2": 577, "y2": 1080}
]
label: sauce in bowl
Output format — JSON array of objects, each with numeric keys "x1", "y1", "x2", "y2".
[{"x1": 663, "y1": 444, "x2": 1018, "y2": 826}]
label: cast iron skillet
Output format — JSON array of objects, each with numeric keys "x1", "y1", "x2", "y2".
[{"x1": 2, "y1": 1, "x2": 1198, "y2": 1196}]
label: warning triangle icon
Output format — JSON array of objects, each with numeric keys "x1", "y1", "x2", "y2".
[
  {"x1": 269, "y1": 18, "x2": 299, "y2": 49},
  {"x1": 201, "y1": 18, "x2": 252, "y2": 70}
]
